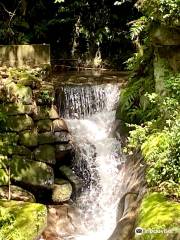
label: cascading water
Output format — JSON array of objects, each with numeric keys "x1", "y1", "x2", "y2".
[{"x1": 56, "y1": 83, "x2": 126, "y2": 240}]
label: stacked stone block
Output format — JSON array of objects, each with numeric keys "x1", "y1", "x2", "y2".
[{"x1": 0, "y1": 67, "x2": 75, "y2": 203}]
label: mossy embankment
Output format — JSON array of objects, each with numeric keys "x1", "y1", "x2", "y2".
[
  {"x1": 135, "y1": 192, "x2": 180, "y2": 240},
  {"x1": 0, "y1": 200, "x2": 47, "y2": 240}
]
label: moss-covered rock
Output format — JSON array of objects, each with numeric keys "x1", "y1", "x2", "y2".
[
  {"x1": 37, "y1": 119, "x2": 52, "y2": 132},
  {"x1": 5, "y1": 82, "x2": 33, "y2": 104},
  {"x1": 52, "y1": 119, "x2": 68, "y2": 132},
  {"x1": 33, "y1": 106, "x2": 59, "y2": 120},
  {"x1": 52, "y1": 179, "x2": 72, "y2": 202},
  {"x1": 55, "y1": 143, "x2": 73, "y2": 162},
  {"x1": 151, "y1": 27, "x2": 180, "y2": 46},
  {"x1": 59, "y1": 165, "x2": 83, "y2": 191},
  {"x1": 15, "y1": 146, "x2": 33, "y2": 158},
  {"x1": 135, "y1": 192, "x2": 180, "y2": 240},
  {"x1": 11, "y1": 156, "x2": 54, "y2": 188},
  {"x1": 0, "y1": 185, "x2": 35, "y2": 202},
  {"x1": 0, "y1": 145, "x2": 33, "y2": 158},
  {"x1": 54, "y1": 131, "x2": 71, "y2": 143},
  {"x1": 34, "y1": 145, "x2": 56, "y2": 164},
  {"x1": 4, "y1": 115, "x2": 34, "y2": 132},
  {"x1": 38, "y1": 132, "x2": 71, "y2": 145},
  {"x1": 0, "y1": 200, "x2": 47, "y2": 240},
  {"x1": 38, "y1": 132, "x2": 55, "y2": 144},
  {"x1": 18, "y1": 77, "x2": 41, "y2": 89},
  {"x1": 19, "y1": 130, "x2": 38, "y2": 147},
  {"x1": 0, "y1": 103, "x2": 33, "y2": 116}
]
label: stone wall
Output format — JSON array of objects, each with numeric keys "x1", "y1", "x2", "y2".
[
  {"x1": 152, "y1": 26, "x2": 180, "y2": 94},
  {"x1": 0, "y1": 66, "x2": 76, "y2": 203},
  {"x1": 0, "y1": 44, "x2": 50, "y2": 67}
]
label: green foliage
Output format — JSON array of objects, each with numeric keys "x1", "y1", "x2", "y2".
[
  {"x1": 136, "y1": 0, "x2": 180, "y2": 26},
  {"x1": 118, "y1": 0, "x2": 180, "y2": 199},
  {"x1": 0, "y1": 0, "x2": 139, "y2": 68},
  {"x1": 130, "y1": 16, "x2": 148, "y2": 41},
  {"x1": 125, "y1": 72, "x2": 180, "y2": 198},
  {"x1": 38, "y1": 90, "x2": 54, "y2": 105},
  {"x1": 118, "y1": 75, "x2": 155, "y2": 123},
  {"x1": 0, "y1": 206, "x2": 15, "y2": 228},
  {"x1": 164, "y1": 72, "x2": 180, "y2": 101}
]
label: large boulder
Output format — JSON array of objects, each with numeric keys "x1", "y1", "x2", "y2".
[
  {"x1": 4, "y1": 115, "x2": 34, "y2": 132},
  {"x1": 38, "y1": 132, "x2": 55, "y2": 144},
  {"x1": 0, "y1": 185, "x2": 36, "y2": 202},
  {"x1": 0, "y1": 103, "x2": 33, "y2": 115},
  {"x1": 19, "y1": 130, "x2": 38, "y2": 147},
  {"x1": 34, "y1": 145, "x2": 56, "y2": 165},
  {"x1": 0, "y1": 200, "x2": 47, "y2": 240},
  {"x1": 52, "y1": 179, "x2": 72, "y2": 203},
  {"x1": 37, "y1": 119, "x2": 52, "y2": 132},
  {"x1": 52, "y1": 119, "x2": 68, "y2": 132},
  {"x1": 11, "y1": 156, "x2": 54, "y2": 188}
]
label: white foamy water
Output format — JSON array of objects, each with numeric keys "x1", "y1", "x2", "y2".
[{"x1": 57, "y1": 83, "x2": 125, "y2": 240}]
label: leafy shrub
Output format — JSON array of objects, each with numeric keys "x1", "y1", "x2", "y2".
[
  {"x1": 118, "y1": 76, "x2": 155, "y2": 123},
  {"x1": 136, "y1": 0, "x2": 180, "y2": 25},
  {"x1": 127, "y1": 119, "x2": 180, "y2": 197},
  {"x1": 122, "y1": 66, "x2": 180, "y2": 198}
]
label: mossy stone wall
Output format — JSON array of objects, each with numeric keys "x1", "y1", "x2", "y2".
[{"x1": 0, "y1": 67, "x2": 74, "y2": 204}]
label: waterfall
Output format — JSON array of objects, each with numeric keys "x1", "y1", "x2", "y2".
[{"x1": 56, "y1": 83, "x2": 125, "y2": 240}]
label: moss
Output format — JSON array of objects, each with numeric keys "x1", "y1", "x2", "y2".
[
  {"x1": 3, "y1": 115, "x2": 34, "y2": 132},
  {"x1": 0, "y1": 103, "x2": 33, "y2": 116},
  {"x1": 135, "y1": 192, "x2": 180, "y2": 240},
  {"x1": 0, "y1": 145, "x2": 32, "y2": 158},
  {"x1": 0, "y1": 200, "x2": 47, "y2": 240},
  {"x1": 37, "y1": 119, "x2": 52, "y2": 132},
  {"x1": 34, "y1": 145, "x2": 56, "y2": 164},
  {"x1": 19, "y1": 130, "x2": 38, "y2": 147},
  {"x1": 11, "y1": 157, "x2": 54, "y2": 187}
]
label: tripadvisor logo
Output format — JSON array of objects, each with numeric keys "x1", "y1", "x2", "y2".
[{"x1": 135, "y1": 227, "x2": 143, "y2": 235}]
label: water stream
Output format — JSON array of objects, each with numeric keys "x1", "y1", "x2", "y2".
[{"x1": 56, "y1": 82, "x2": 126, "y2": 240}]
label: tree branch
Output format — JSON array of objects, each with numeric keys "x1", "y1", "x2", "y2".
[{"x1": 0, "y1": 1, "x2": 22, "y2": 34}]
